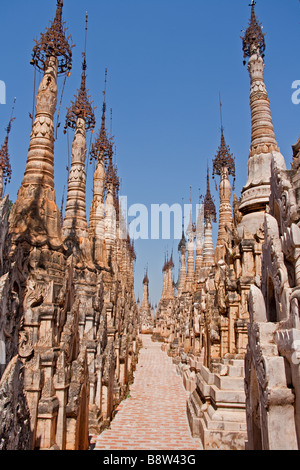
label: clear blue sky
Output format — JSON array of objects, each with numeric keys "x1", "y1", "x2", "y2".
[{"x1": 0, "y1": 0, "x2": 299, "y2": 306}]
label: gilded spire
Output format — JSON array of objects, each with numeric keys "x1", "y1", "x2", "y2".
[
  {"x1": 242, "y1": 0, "x2": 266, "y2": 63},
  {"x1": 32, "y1": 0, "x2": 73, "y2": 75}
]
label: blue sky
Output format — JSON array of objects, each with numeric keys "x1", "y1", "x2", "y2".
[{"x1": 0, "y1": 0, "x2": 299, "y2": 306}]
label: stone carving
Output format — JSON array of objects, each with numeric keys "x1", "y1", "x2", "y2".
[{"x1": 0, "y1": 1, "x2": 139, "y2": 450}]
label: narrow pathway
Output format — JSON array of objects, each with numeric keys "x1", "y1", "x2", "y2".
[{"x1": 92, "y1": 335, "x2": 203, "y2": 451}]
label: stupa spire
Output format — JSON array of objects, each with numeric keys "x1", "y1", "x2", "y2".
[
  {"x1": 213, "y1": 99, "x2": 234, "y2": 259},
  {"x1": 203, "y1": 167, "x2": 216, "y2": 268},
  {"x1": 213, "y1": 96, "x2": 235, "y2": 184},
  {"x1": 242, "y1": 1, "x2": 266, "y2": 63},
  {"x1": 177, "y1": 226, "x2": 187, "y2": 297},
  {"x1": 139, "y1": 268, "x2": 154, "y2": 334},
  {"x1": 63, "y1": 12, "x2": 95, "y2": 241},
  {"x1": 88, "y1": 71, "x2": 110, "y2": 268},
  {"x1": 204, "y1": 166, "x2": 216, "y2": 225},
  {"x1": 185, "y1": 198, "x2": 195, "y2": 293},
  {"x1": 195, "y1": 200, "x2": 204, "y2": 282},
  {"x1": 10, "y1": 1, "x2": 73, "y2": 249},
  {"x1": 0, "y1": 98, "x2": 16, "y2": 198},
  {"x1": 32, "y1": 0, "x2": 73, "y2": 75},
  {"x1": 239, "y1": 1, "x2": 285, "y2": 226}
]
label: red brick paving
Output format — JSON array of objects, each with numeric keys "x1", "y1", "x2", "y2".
[{"x1": 93, "y1": 335, "x2": 203, "y2": 451}]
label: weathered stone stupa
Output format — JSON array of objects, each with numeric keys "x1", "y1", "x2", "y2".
[{"x1": 0, "y1": 1, "x2": 139, "y2": 450}]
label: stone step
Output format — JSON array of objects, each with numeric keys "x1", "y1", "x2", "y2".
[
  {"x1": 199, "y1": 365, "x2": 215, "y2": 385},
  {"x1": 228, "y1": 365, "x2": 244, "y2": 377},
  {"x1": 210, "y1": 384, "x2": 246, "y2": 405},
  {"x1": 213, "y1": 362, "x2": 245, "y2": 378},
  {"x1": 214, "y1": 374, "x2": 245, "y2": 391},
  {"x1": 187, "y1": 396, "x2": 202, "y2": 439},
  {"x1": 202, "y1": 406, "x2": 247, "y2": 432},
  {"x1": 188, "y1": 389, "x2": 203, "y2": 418},
  {"x1": 229, "y1": 359, "x2": 245, "y2": 367},
  {"x1": 195, "y1": 372, "x2": 211, "y2": 399},
  {"x1": 206, "y1": 404, "x2": 246, "y2": 426}
]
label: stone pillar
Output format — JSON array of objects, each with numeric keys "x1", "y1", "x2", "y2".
[{"x1": 53, "y1": 353, "x2": 69, "y2": 450}]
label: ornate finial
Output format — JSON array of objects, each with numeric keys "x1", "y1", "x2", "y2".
[
  {"x1": 178, "y1": 227, "x2": 186, "y2": 252},
  {"x1": 0, "y1": 97, "x2": 16, "y2": 188},
  {"x1": 242, "y1": 0, "x2": 266, "y2": 63},
  {"x1": 219, "y1": 93, "x2": 224, "y2": 135},
  {"x1": 104, "y1": 69, "x2": 108, "y2": 105},
  {"x1": 90, "y1": 69, "x2": 113, "y2": 163},
  {"x1": 32, "y1": 0, "x2": 73, "y2": 75},
  {"x1": 204, "y1": 166, "x2": 217, "y2": 223},
  {"x1": 169, "y1": 252, "x2": 174, "y2": 269},
  {"x1": 65, "y1": 12, "x2": 95, "y2": 132},
  {"x1": 212, "y1": 96, "x2": 235, "y2": 183},
  {"x1": 143, "y1": 268, "x2": 149, "y2": 285},
  {"x1": 212, "y1": 133, "x2": 236, "y2": 183},
  {"x1": 84, "y1": 11, "x2": 88, "y2": 59}
]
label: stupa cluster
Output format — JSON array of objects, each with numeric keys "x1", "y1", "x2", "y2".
[
  {"x1": 153, "y1": 2, "x2": 300, "y2": 450},
  {"x1": 0, "y1": 1, "x2": 141, "y2": 450}
]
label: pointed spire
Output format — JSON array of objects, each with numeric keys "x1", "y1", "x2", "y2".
[
  {"x1": 32, "y1": 0, "x2": 73, "y2": 75},
  {"x1": 63, "y1": 13, "x2": 95, "y2": 241},
  {"x1": 0, "y1": 98, "x2": 16, "y2": 195},
  {"x1": 212, "y1": 97, "x2": 235, "y2": 186},
  {"x1": 213, "y1": 133, "x2": 235, "y2": 179},
  {"x1": 65, "y1": 13, "x2": 95, "y2": 132},
  {"x1": 178, "y1": 230, "x2": 186, "y2": 252},
  {"x1": 239, "y1": 1, "x2": 282, "y2": 222},
  {"x1": 143, "y1": 268, "x2": 149, "y2": 285},
  {"x1": 242, "y1": 0, "x2": 266, "y2": 63},
  {"x1": 204, "y1": 166, "x2": 216, "y2": 224},
  {"x1": 90, "y1": 69, "x2": 113, "y2": 164}
]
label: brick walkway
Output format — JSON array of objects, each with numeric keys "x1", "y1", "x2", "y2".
[{"x1": 92, "y1": 335, "x2": 203, "y2": 451}]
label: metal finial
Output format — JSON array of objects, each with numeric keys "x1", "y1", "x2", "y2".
[
  {"x1": 219, "y1": 92, "x2": 224, "y2": 135},
  {"x1": 0, "y1": 98, "x2": 16, "y2": 187},
  {"x1": 64, "y1": 12, "x2": 95, "y2": 132},
  {"x1": 212, "y1": 100, "x2": 236, "y2": 181},
  {"x1": 84, "y1": 11, "x2": 88, "y2": 54},
  {"x1": 103, "y1": 68, "x2": 108, "y2": 104},
  {"x1": 242, "y1": 0, "x2": 266, "y2": 62},
  {"x1": 89, "y1": 69, "x2": 114, "y2": 163},
  {"x1": 32, "y1": 0, "x2": 73, "y2": 75},
  {"x1": 203, "y1": 165, "x2": 217, "y2": 224}
]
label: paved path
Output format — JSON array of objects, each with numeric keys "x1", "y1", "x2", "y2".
[{"x1": 92, "y1": 335, "x2": 202, "y2": 451}]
